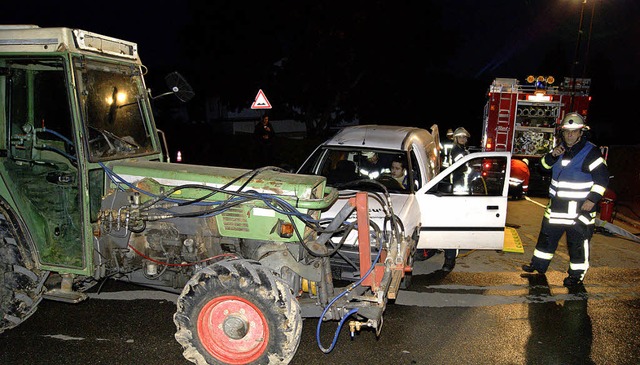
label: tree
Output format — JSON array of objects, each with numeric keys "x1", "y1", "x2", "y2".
[{"x1": 180, "y1": 1, "x2": 459, "y2": 136}]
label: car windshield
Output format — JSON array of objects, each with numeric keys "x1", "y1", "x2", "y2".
[
  {"x1": 299, "y1": 147, "x2": 417, "y2": 193},
  {"x1": 73, "y1": 58, "x2": 156, "y2": 161}
]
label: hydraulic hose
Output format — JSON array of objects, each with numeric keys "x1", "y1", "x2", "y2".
[{"x1": 316, "y1": 220, "x2": 382, "y2": 353}]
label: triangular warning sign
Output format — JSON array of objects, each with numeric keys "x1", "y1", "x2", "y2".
[{"x1": 251, "y1": 89, "x2": 272, "y2": 109}]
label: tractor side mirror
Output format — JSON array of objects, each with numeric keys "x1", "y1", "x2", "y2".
[{"x1": 151, "y1": 72, "x2": 195, "y2": 102}]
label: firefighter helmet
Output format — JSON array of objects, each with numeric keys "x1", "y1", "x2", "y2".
[
  {"x1": 446, "y1": 128, "x2": 454, "y2": 138},
  {"x1": 560, "y1": 112, "x2": 589, "y2": 130},
  {"x1": 362, "y1": 151, "x2": 377, "y2": 160},
  {"x1": 453, "y1": 127, "x2": 470, "y2": 138}
]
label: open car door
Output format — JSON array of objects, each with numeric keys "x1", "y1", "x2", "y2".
[{"x1": 416, "y1": 152, "x2": 511, "y2": 250}]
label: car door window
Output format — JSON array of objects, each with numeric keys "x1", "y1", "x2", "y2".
[{"x1": 429, "y1": 156, "x2": 507, "y2": 197}]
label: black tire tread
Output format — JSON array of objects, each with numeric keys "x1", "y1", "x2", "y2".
[
  {"x1": 0, "y1": 205, "x2": 45, "y2": 334},
  {"x1": 174, "y1": 259, "x2": 301, "y2": 365}
]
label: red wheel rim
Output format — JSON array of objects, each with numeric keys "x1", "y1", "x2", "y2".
[{"x1": 197, "y1": 295, "x2": 269, "y2": 364}]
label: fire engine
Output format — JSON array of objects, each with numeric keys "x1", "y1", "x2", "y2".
[{"x1": 481, "y1": 75, "x2": 591, "y2": 196}]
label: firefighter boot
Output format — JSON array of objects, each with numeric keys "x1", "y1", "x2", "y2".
[
  {"x1": 521, "y1": 263, "x2": 546, "y2": 274},
  {"x1": 563, "y1": 275, "x2": 584, "y2": 287},
  {"x1": 442, "y1": 258, "x2": 456, "y2": 272}
]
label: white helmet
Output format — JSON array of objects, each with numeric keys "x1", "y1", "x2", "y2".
[
  {"x1": 561, "y1": 112, "x2": 589, "y2": 130},
  {"x1": 453, "y1": 127, "x2": 470, "y2": 138}
]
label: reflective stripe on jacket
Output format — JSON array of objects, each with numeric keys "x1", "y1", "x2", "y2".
[{"x1": 542, "y1": 140, "x2": 608, "y2": 225}]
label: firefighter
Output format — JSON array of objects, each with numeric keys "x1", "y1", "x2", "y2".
[
  {"x1": 442, "y1": 127, "x2": 471, "y2": 272},
  {"x1": 450, "y1": 127, "x2": 471, "y2": 193},
  {"x1": 441, "y1": 128, "x2": 454, "y2": 168},
  {"x1": 522, "y1": 112, "x2": 609, "y2": 287},
  {"x1": 450, "y1": 127, "x2": 470, "y2": 165},
  {"x1": 509, "y1": 158, "x2": 530, "y2": 200}
]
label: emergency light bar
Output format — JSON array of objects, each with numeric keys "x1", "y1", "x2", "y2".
[{"x1": 526, "y1": 93, "x2": 552, "y2": 102}]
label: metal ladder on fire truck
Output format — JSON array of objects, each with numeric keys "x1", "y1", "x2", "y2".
[{"x1": 494, "y1": 83, "x2": 517, "y2": 152}]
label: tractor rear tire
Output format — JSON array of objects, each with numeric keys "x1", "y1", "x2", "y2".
[
  {"x1": 0, "y1": 203, "x2": 46, "y2": 334},
  {"x1": 174, "y1": 259, "x2": 302, "y2": 365}
]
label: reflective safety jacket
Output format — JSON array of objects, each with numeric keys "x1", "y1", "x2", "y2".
[
  {"x1": 540, "y1": 138, "x2": 609, "y2": 225},
  {"x1": 441, "y1": 140, "x2": 454, "y2": 168},
  {"x1": 509, "y1": 159, "x2": 530, "y2": 193},
  {"x1": 450, "y1": 143, "x2": 470, "y2": 192},
  {"x1": 450, "y1": 143, "x2": 468, "y2": 165}
]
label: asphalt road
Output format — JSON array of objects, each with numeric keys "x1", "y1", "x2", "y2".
[{"x1": 1, "y1": 197, "x2": 639, "y2": 365}]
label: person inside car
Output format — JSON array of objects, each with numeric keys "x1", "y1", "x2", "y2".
[{"x1": 390, "y1": 156, "x2": 409, "y2": 189}]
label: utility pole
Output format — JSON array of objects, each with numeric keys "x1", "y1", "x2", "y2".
[
  {"x1": 581, "y1": 1, "x2": 596, "y2": 79},
  {"x1": 570, "y1": 0, "x2": 587, "y2": 111}
]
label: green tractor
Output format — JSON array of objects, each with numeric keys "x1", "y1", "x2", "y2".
[{"x1": 0, "y1": 26, "x2": 413, "y2": 364}]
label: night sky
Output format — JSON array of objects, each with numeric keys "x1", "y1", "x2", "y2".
[{"x1": 3, "y1": 0, "x2": 639, "y2": 145}]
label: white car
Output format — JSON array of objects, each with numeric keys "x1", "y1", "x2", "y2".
[{"x1": 298, "y1": 125, "x2": 511, "y2": 280}]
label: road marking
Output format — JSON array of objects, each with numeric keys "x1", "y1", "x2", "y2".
[
  {"x1": 42, "y1": 334, "x2": 85, "y2": 341},
  {"x1": 86, "y1": 287, "x2": 591, "y2": 309},
  {"x1": 88, "y1": 290, "x2": 178, "y2": 302},
  {"x1": 525, "y1": 196, "x2": 547, "y2": 208},
  {"x1": 395, "y1": 288, "x2": 584, "y2": 307}
]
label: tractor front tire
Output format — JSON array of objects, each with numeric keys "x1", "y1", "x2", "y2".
[
  {"x1": 0, "y1": 203, "x2": 46, "y2": 334},
  {"x1": 174, "y1": 259, "x2": 302, "y2": 365}
]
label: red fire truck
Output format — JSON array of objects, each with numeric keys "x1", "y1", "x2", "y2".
[{"x1": 481, "y1": 75, "x2": 591, "y2": 196}]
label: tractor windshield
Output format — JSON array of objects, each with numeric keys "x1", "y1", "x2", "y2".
[{"x1": 73, "y1": 58, "x2": 156, "y2": 161}]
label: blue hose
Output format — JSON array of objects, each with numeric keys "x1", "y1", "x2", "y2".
[{"x1": 316, "y1": 222, "x2": 383, "y2": 353}]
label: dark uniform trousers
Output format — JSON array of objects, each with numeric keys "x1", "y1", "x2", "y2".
[{"x1": 532, "y1": 218, "x2": 594, "y2": 278}]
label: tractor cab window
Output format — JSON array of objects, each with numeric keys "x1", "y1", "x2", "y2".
[
  {"x1": 3, "y1": 57, "x2": 75, "y2": 162},
  {"x1": 72, "y1": 58, "x2": 156, "y2": 161}
]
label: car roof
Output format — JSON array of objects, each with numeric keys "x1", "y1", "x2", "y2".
[{"x1": 323, "y1": 125, "x2": 433, "y2": 151}]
